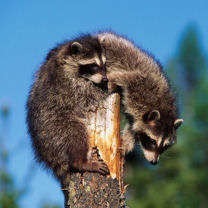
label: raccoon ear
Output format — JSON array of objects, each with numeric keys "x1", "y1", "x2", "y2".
[
  {"x1": 99, "y1": 36, "x2": 106, "y2": 43},
  {"x1": 70, "y1": 42, "x2": 83, "y2": 55},
  {"x1": 174, "y1": 119, "x2": 183, "y2": 129},
  {"x1": 143, "y1": 110, "x2": 160, "y2": 123}
]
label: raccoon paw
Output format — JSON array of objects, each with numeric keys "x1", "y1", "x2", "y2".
[
  {"x1": 92, "y1": 160, "x2": 110, "y2": 175},
  {"x1": 72, "y1": 159, "x2": 109, "y2": 175}
]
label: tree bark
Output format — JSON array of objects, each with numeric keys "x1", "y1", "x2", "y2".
[{"x1": 63, "y1": 93, "x2": 126, "y2": 208}]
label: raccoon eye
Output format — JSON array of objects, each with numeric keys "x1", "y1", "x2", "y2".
[
  {"x1": 79, "y1": 64, "x2": 100, "y2": 76},
  {"x1": 138, "y1": 132, "x2": 157, "y2": 150},
  {"x1": 150, "y1": 139, "x2": 156, "y2": 146},
  {"x1": 91, "y1": 64, "x2": 100, "y2": 72}
]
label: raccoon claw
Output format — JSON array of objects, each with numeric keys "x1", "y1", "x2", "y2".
[
  {"x1": 92, "y1": 146, "x2": 99, "y2": 155},
  {"x1": 108, "y1": 81, "x2": 117, "y2": 93},
  {"x1": 92, "y1": 161, "x2": 110, "y2": 175},
  {"x1": 117, "y1": 147, "x2": 125, "y2": 156}
]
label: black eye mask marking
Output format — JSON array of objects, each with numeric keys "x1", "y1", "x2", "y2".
[
  {"x1": 159, "y1": 143, "x2": 171, "y2": 154},
  {"x1": 79, "y1": 63, "x2": 108, "y2": 91},
  {"x1": 137, "y1": 132, "x2": 157, "y2": 151},
  {"x1": 79, "y1": 64, "x2": 101, "y2": 76}
]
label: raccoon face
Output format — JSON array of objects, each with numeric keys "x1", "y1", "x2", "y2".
[
  {"x1": 133, "y1": 110, "x2": 183, "y2": 165},
  {"x1": 67, "y1": 36, "x2": 108, "y2": 84}
]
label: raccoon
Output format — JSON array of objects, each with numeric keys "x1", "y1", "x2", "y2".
[
  {"x1": 26, "y1": 34, "x2": 110, "y2": 187},
  {"x1": 97, "y1": 32, "x2": 183, "y2": 165}
]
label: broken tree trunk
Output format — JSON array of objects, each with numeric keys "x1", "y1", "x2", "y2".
[{"x1": 63, "y1": 93, "x2": 126, "y2": 208}]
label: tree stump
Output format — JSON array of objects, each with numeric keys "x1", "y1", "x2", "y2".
[{"x1": 63, "y1": 93, "x2": 126, "y2": 208}]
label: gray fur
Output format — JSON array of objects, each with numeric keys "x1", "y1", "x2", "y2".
[
  {"x1": 26, "y1": 35, "x2": 110, "y2": 186},
  {"x1": 98, "y1": 32, "x2": 183, "y2": 164}
]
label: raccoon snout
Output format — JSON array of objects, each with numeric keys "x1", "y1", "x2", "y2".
[
  {"x1": 150, "y1": 159, "x2": 158, "y2": 165},
  {"x1": 102, "y1": 76, "x2": 108, "y2": 83},
  {"x1": 150, "y1": 155, "x2": 160, "y2": 165}
]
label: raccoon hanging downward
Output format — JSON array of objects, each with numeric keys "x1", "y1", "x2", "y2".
[
  {"x1": 26, "y1": 35, "x2": 110, "y2": 186},
  {"x1": 97, "y1": 32, "x2": 183, "y2": 165}
]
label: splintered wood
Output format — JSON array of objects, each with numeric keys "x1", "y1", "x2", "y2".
[
  {"x1": 64, "y1": 93, "x2": 126, "y2": 208},
  {"x1": 87, "y1": 93, "x2": 123, "y2": 182}
]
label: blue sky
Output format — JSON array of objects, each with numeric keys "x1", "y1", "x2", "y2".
[{"x1": 0, "y1": 0, "x2": 207, "y2": 207}]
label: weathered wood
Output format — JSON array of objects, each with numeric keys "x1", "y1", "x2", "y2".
[
  {"x1": 87, "y1": 93, "x2": 122, "y2": 180},
  {"x1": 64, "y1": 93, "x2": 126, "y2": 208}
]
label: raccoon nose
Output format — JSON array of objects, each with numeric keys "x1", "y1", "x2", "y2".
[
  {"x1": 102, "y1": 77, "x2": 108, "y2": 83},
  {"x1": 150, "y1": 157, "x2": 159, "y2": 165},
  {"x1": 150, "y1": 160, "x2": 158, "y2": 165}
]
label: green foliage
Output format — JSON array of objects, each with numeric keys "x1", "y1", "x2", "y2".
[
  {"x1": 177, "y1": 24, "x2": 207, "y2": 90},
  {"x1": 40, "y1": 204, "x2": 61, "y2": 208},
  {"x1": 0, "y1": 149, "x2": 22, "y2": 208},
  {"x1": 0, "y1": 107, "x2": 61, "y2": 208},
  {"x1": 127, "y1": 25, "x2": 208, "y2": 208},
  {"x1": 0, "y1": 107, "x2": 22, "y2": 208}
]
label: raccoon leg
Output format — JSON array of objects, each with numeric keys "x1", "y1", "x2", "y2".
[
  {"x1": 72, "y1": 159, "x2": 110, "y2": 175},
  {"x1": 67, "y1": 119, "x2": 110, "y2": 175},
  {"x1": 72, "y1": 148, "x2": 110, "y2": 175},
  {"x1": 107, "y1": 71, "x2": 126, "y2": 93}
]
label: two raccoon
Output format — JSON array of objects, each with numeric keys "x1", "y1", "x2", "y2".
[{"x1": 26, "y1": 32, "x2": 183, "y2": 183}]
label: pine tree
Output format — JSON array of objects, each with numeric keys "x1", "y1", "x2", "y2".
[{"x1": 127, "y1": 24, "x2": 208, "y2": 208}]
